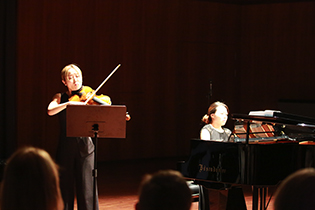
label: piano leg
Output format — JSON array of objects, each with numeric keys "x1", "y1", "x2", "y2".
[
  {"x1": 198, "y1": 185, "x2": 210, "y2": 210},
  {"x1": 260, "y1": 188, "x2": 267, "y2": 210},
  {"x1": 226, "y1": 187, "x2": 247, "y2": 210},
  {"x1": 252, "y1": 186, "x2": 258, "y2": 210},
  {"x1": 198, "y1": 184, "x2": 246, "y2": 210},
  {"x1": 252, "y1": 186, "x2": 268, "y2": 210}
]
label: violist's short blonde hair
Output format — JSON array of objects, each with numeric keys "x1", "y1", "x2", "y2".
[{"x1": 61, "y1": 64, "x2": 82, "y2": 82}]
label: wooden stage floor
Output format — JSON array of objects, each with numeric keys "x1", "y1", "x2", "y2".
[{"x1": 80, "y1": 157, "x2": 276, "y2": 210}]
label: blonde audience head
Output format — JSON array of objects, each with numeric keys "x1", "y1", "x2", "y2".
[{"x1": 0, "y1": 147, "x2": 63, "y2": 210}]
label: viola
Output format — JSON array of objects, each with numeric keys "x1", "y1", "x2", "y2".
[
  {"x1": 68, "y1": 64, "x2": 130, "y2": 121},
  {"x1": 69, "y1": 86, "x2": 131, "y2": 121},
  {"x1": 69, "y1": 86, "x2": 111, "y2": 105}
]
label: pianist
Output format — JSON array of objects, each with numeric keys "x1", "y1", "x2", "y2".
[
  {"x1": 200, "y1": 101, "x2": 232, "y2": 142},
  {"x1": 197, "y1": 101, "x2": 245, "y2": 210}
]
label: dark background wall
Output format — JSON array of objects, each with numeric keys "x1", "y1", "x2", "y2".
[
  {"x1": 1, "y1": 0, "x2": 315, "y2": 162},
  {"x1": 1, "y1": 0, "x2": 17, "y2": 161}
]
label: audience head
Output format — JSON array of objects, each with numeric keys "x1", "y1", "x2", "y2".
[
  {"x1": 135, "y1": 169, "x2": 192, "y2": 210},
  {"x1": 274, "y1": 168, "x2": 315, "y2": 210},
  {"x1": 202, "y1": 101, "x2": 229, "y2": 125},
  {"x1": 0, "y1": 147, "x2": 63, "y2": 210}
]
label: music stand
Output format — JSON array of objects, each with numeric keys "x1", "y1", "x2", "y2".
[{"x1": 66, "y1": 105, "x2": 126, "y2": 210}]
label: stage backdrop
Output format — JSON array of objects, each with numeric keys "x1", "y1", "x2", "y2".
[{"x1": 14, "y1": 0, "x2": 315, "y2": 161}]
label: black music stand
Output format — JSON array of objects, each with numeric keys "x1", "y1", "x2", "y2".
[{"x1": 66, "y1": 105, "x2": 126, "y2": 210}]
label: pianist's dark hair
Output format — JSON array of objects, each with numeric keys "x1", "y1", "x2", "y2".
[
  {"x1": 202, "y1": 101, "x2": 229, "y2": 124},
  {"x1": 274, "y1": 167, "x2": 315, "y2": 210}
]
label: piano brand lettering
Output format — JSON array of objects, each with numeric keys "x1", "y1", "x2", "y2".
[{"x1": 199, "y1": 164, "x2": 226, "y2": 173}]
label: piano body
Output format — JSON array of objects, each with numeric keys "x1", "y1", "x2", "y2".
[{"x1": 179, "y1": 111, "x2": 315, "y2": 210}]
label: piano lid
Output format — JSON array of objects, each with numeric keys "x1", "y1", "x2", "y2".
[
  {"x1": 232, "y1": 110, "x2": 315, "y2": 127},
  {"x1": 231, "y1": 110, "x2": 315, "y2": 143}
]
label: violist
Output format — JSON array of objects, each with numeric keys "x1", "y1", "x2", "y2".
[{"x1": 47, "y1": 64, "x2": 106, "y2": 210}]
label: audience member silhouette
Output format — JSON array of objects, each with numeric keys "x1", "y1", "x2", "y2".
[
  {"x1": 0, "y1": 147, "x2": 63, "y2": 210},
  {"x1": 135, "y1": 170, "x2": 192, "y2": 210},
  {"x1": 274, "y1": 167, "x2": 315, "y2": 210}
]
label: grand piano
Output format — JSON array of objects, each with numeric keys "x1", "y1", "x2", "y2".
[{"x1": 179, "y1": 110, "x2": 315, "y2": 210}]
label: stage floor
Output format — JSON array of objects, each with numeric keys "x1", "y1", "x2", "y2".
[{"x1": 78, "y1": 157, "x2": 276, "y2": 210}]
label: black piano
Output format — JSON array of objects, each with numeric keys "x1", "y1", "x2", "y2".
[{"x1": 179, "y1": 111, "x2": 315, "y2": 210}]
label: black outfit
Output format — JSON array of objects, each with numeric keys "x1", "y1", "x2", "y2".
[{"x1": 56, "y1": 93, "x2": 98, "y2": 210}]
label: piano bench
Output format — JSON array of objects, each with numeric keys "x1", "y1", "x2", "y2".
[{"x1": 187, "y1": 181, "x2": 200, "y2": 202}]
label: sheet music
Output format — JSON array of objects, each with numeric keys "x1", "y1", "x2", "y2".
[{"x1": 248, "y1": 110, "x2": 281, "y2": 117}]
